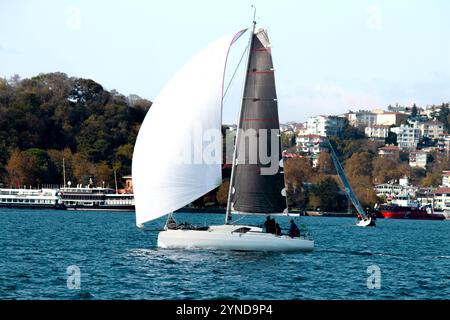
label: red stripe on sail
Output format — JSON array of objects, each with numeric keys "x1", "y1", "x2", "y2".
[
  {"x1": 242, "y1": 118, "x2": 277, "y2": 122},
  {"x1": 249, "y1": 71, "x2": 274, "y2": 74}
]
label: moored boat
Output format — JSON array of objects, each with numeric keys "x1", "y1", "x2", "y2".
[
  {"x1": 0, "y1": 188, "x2": 65, "y2": 209},
  {"x1": 61, "y1": 186, "x2": 134, "y2": 211},
  {"x1": 375, "y1": 204, "x2": 445, "y2": 220}
]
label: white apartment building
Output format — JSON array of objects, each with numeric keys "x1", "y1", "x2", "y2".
[
  {"x1": 347, "y1": 111, "x2": 377, "y2": 127},
  {"x1": 442, "y1": 171, "x2": 450, "y2": 187},
  {"x1": 376, "y1": 112, "x2": 408, "y2": 126},
  {"x1": 438, "y1": 133, "x2": 450, "y2": 156},
  {"x1": 417, "y1": 120, "x2": 444, "y2": 140},
  {"x1": 375, "y1": 184, "x2": 404, "y2": 197},
  {"x1": 365, "y1": 125, "x2": 390, "y2": 139},
  {"x1": 296, "y1": 134, "x2": 326, "y2": 155},
  {"x1": 306, "y1": 115, "x2": 345, "y2": 137},
  {"x1": 409, "y1": 151, "x2": 428, "y2": 169},
  {"x1": 391, "y1": 125, "x2": 421, "y2": 149},
  {"x1": 433, "y1": 188, "x2": 450, "y2": 210}
]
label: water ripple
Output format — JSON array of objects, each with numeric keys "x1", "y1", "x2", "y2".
[{"x1": 1, "y1": 210, "x2": 449, "y2": 299}]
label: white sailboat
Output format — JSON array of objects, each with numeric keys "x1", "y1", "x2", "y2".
[
  {"x1": 325, "y1": 140, "x2": 376, "y2": 227},
  {"x1": 132, "y1": 19, "x2": 314, "y2": 252}
]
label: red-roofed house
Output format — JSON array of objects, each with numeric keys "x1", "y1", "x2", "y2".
[{"x1": 378, "y1": 145, "x2": 400, "y2": 159}]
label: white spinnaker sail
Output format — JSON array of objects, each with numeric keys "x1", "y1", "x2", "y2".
[{"x1": 133, "y1": 31, "x2": 245, "y2": 226}]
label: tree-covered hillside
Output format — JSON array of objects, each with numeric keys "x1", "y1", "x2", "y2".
[{"x1": 0, "y1": 73, "x2": 151, "y2": 188}]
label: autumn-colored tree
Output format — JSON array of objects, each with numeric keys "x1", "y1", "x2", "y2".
[
  {"x1": 344, "y1": 152, "x2": 378, "y2": 207},
  {"x1": 344, "y1": 152, "x2": 373, "y2": 180},
  {"x1": 318, "y1": 151, "x2": 334, "y2": 175},
  {"x1": 216, "y1": 179, "x2": 230, "y2": 207},
  {"x1": 71, "y1": 153, "x2": 95, "y2": 186},
  {"x1": 5, "y1": 149, "x2": 39, "y2": 187},
  {"x1": 284, "y1": 157, "x2": 314, "y2": 208},
  {"x1": 372, "y1": 157, "x2": 407, "y2": 184},
  {"x1": 95, "y1": 161, "x2": 113, "y2": 187},
  {"x1": 421, "y1": 156, "x2": 450, "y2": 187}
]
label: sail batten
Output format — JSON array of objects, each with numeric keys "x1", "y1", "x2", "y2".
[{"x1": 133, "y1": 32, "x2": 245, "y2": 226}]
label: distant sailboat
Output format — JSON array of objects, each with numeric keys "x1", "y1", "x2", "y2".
[
  {"x1": 132, "y1": 18, "x2": 314, "y2": 251},
  {"x1": 325, "y1": 140, "x2": 376, "y2": 227}
]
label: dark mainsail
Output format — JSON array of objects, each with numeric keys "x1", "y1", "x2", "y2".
[{"x1": 230, "y1": 29, "x2": 287, "y2": 215}]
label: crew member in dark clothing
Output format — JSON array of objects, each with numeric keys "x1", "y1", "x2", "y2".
[
  {"x1": 275, "y1": 223, "x2": 282, "y2": 236},
  {"x1": 288, "y1": 219, "x2": 300, "y2": 238},
  {"x1": 166, "y1": 216, "x2": 177, "y2": 230},
  {"x1": 264, "y1": 216, "x2": 276, "y2": 234}
]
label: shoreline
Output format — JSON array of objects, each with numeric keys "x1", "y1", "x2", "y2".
[{"x1": 175, "y1": 207, "x2": 354, "y2": 217}]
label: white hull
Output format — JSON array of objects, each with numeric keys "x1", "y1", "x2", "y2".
[
  {"x1": 157, "y1": 225, "x2": 314, "y2": 252},
  {"x1": 356, "y1": 217, "x2": 375, "y2": 227}
]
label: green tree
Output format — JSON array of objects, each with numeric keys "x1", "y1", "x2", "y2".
[
  {"x1": 308, "y1": 177, "x2": 341, "y2": 212},
  {"x1": 385, "y1": 131, "x2": 398, "y2": 146},
  {"x1": 411, "y1": 104, "x2": 418, "y2": 118}
]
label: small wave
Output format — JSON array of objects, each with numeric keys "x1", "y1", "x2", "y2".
[{"x1": 73, "y1": 290, "x2": 94, "y2": 300}]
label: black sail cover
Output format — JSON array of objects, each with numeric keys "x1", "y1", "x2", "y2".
[{"x1": 231, "y1": 29, "x2": 287, "y2": 214}]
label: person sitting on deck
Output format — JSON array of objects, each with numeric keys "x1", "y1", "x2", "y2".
[
  {"x1": 288, "y1": 219, "x2": 300, "y2": 238},
  {"x1": 264, "y1": 216, "x2": 276, "y2": 234},
  {"x1": 166, "y1": 216, "x2": 177, "y2": 230}
]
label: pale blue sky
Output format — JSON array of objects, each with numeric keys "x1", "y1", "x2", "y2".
[{"x1": 1, "y1": 0, "x2": 450, "y2": 123}]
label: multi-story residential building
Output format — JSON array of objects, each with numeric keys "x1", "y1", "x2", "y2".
[
  {"x1": 391, "y1": 125, "x2": 421, "y2": 149},
  {"x1": 442, "y1": 170, "x2": 450, "y2": 187},
  {"x1": 347, "y1": 111, "x2": 377, "y2": 127},
  {"x1": 437, "y1": 133, "x2": 450, "y2": 156},
  {"x1": 378, "y1": 145, "x2": 400, "y2": 159},
  {"x1": 305, "y1": 115, "x2": 345, "y2": 137},
  {"x1": 347, "y1": 110, "x2": 408, "y2": 128},
  {"x1": 433, "y1": 187, "x2": 450, "y2": 210},
  {"x1": 416, "y1": 188, "x2": 435, "y2": 208},
  {"x1": 376, "y1": 112, "x2": 408, "y2": 126},
  {"x1": 409, "y1": 151, "x2": 428, "y2": 169},
  {"x1": 365, "y1": 125, "x2": 390, "y2": 139},
  {"x1": 417, "y1": 120, "x2": 444, "y2": 140},
  {"x1": 296, "y1": 134, "x2": 327, "y2": 168},
  {"x1": 375, "y1": 184, "x2": 404, "y2": 197},
  {"x1": 422, "y1": 105, "x2": 441, "y2": 119},
  {"x1": 296, "y1": 134, "x2": 326, "y2": 155}
]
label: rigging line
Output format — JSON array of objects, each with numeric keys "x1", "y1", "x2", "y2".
[{"x1": 222, "y1": 43, "x2": 250, "y2": 102}]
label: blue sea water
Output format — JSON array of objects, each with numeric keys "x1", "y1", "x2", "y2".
[{"x1": 0, "y1": 209, "x2": 449, "y2": 300}]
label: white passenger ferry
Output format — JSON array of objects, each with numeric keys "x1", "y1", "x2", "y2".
[
  {"x1": 0, "y1": 188, "x2": 64, "y2": 209},
  {"x1": 60, "y1": 186, "x2": 134, "y2": 211}
]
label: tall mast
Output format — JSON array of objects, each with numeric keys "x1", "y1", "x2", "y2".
[
  {"x1": 62, "y1": 157, "x2": 66, "y2": 188},
  {"x1": 225, "y1": 10, "x2": 257, "y2": 224},
  {"x1": 114, "y1": 170, "x2": 118, "y2": 194}
]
